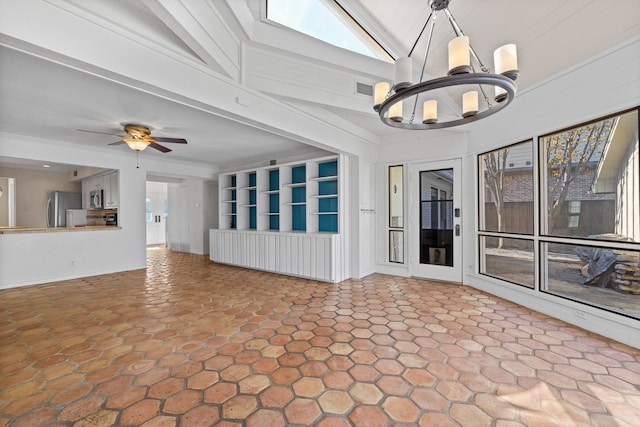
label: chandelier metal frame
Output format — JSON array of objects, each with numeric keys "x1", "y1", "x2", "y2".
[{"x1": 373, "y1": 0, "x2": 519, "y2": 130}]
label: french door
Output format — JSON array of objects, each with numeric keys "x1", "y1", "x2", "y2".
[{"x1": 410, "y1": 159, "x2": 462, "y2": 282}]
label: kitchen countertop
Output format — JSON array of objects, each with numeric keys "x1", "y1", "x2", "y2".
[{"x1": 0, "y1": 226, "x2": 121, "y2": 234}]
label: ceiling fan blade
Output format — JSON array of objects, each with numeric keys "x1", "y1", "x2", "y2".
[
  {"x1": 149, "y1": 137, "x2": 187, "y2": 144},
  {"x1": 77, "y1": 129, "x2": 123, "y2": 137},
  {"x1": 149, "y1": 142, "x2": 172, "y2": 153},
  {"x1": 108, "y1": 140, "x2": 126, "y2": 146}
]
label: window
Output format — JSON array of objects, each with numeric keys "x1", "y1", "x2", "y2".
[
  {"x1": 478, "y1": 108, "x2": 639, "y2": 319},
  {"x1": 567, "y1": 201, "x2": 581, "y2": 228},
  {"x1": 388, "y1": 165, "x2": 404, "y2": 263},
  {"x1": 541, "y1": 113, "x2": 637, "y2": 240},
  {"x1": 266, "y1": 0, "x2": 390, "y2": 60},
  {"x1": 145, "y1": 198, "x2": 153, "y2": 222},
  {"x1": 479, "y1": 140, "x2": 534, "y2": 235}
]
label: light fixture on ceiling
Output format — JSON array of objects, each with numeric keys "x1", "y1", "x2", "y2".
[
  {"x1": 123, "y1": 137, "x2": 151, "y2": 151},
  {"x1": 373, "y1": 0, "x2": 518, "y2": 130}
]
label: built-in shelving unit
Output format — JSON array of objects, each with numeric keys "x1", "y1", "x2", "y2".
[
  {"x1": 218, "y1": 155, "x2": 341, "y2": 233},
  {"x1": 220, "y1": 174, "x2": 237, "y2": 229},
  {"x1": 212, "y1": 155, "x2": 348, "y2": 282}
]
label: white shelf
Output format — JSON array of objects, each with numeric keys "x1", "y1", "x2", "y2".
[
  {"x1": 311, "y1": 211, "x2": 338, "y2": 215},
  {"x1": 285, "y1": 202, "x2": 306, "y2": 206},
  {"x1": 283, "y1": 182, "x2": 306, "y2": 188},
  {"x1": 242, "y1": 204, "x2": 256, "y2": 207},
  {"x1": 310, "y1": 194, "x2": 338, "y2": 199},
  {"x1": 222, "y1": 186, "x2": 237, "y2": 190},
  {"x1": 261, "y1": 189, "x2": 280, "y2": 194},
  {"x1": 261, "y1": 212, "x2": 280, "y2": 216},
  {"x1": 221, "y1": 200, "x2": 237, "y2": 203},
  {"x1": 241, "y1": 186, "x2": 257, "y2": 190},
  {"x1": 222, "y1": 213, "x2": 237, "y2": 216},
  {"x1": 309, "y1": 175, "x2": 338, "y2": 182}
]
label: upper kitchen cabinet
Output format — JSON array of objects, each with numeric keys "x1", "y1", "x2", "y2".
[
  {"x1": 104, "y1": 171, "x2": 119, "y2": 208},
  {"x1": 82, "y1": 170, "x2": 119, "y2": 209}
]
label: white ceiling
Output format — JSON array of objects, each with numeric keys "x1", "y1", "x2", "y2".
[{"x1": 1, "y1": 0, "x2": 639, "y2": 174}]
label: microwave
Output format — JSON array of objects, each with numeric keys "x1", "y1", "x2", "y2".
[{"x1": 90, "y1": 189, "x2": 104, "y2": 209}]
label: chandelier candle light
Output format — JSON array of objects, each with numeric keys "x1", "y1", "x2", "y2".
[{"x1": 373, "y1": 0, "x2": 518, "y2": 130}]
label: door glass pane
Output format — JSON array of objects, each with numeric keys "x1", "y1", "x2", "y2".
[{"x1": 420, "y1": 169, "x2": 454, "y2": 266}]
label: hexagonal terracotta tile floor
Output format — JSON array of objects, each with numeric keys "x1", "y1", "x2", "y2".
[{"x1": 1, "y1": 247, "x2": 639, "y2": 426}]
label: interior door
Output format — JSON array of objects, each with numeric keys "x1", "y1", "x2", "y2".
[
  {"x1": 410, "y1": 159, "x2": 462, "y2": 282},
  {"x1": 146, "y1": 184, "x2": 168, "y2": 245}
]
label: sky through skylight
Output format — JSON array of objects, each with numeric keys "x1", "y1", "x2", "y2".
[{"x1": 266, "y1": 0, "x2": 380, "y2": 59}]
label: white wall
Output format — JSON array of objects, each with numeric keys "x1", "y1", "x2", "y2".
[{"x1": 0, "y1": 134, "x2": 217, "y2": 288}]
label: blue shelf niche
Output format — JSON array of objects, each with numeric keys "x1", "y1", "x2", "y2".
[
  {"x1": 291, "y1": 165, "x2": 306, "y2": 231},
  {"x1": 268, "y1": 169, "x2": 279, "y2": 231},
  {"x1": 317, "y1": 160, "x2": 338, "y2": 233},
  {"x1": 248, "y1": 172, "x2": 257, "y2": 230}
]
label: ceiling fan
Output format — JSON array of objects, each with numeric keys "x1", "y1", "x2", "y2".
[{"x1": 78, "y1": 124, "x2": 187, "y2": 153}]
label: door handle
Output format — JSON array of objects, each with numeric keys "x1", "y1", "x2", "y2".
[{"x1": 455, "y1": 224, "x2": 460, "y2": 236}]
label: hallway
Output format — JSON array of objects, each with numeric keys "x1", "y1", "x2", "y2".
[{"x1": 1, "y1": 247, "x2": 639, "y2": 426}]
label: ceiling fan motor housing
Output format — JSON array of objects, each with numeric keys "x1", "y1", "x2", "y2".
[{"x1": 124, "y1": 124, "x2": 151, "y2": 139}]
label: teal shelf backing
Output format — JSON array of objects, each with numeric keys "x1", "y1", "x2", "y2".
[
  {"x1": 269, "y1": 194, "x2": 279, "y2": 213},
  {"x1": 318, "y1": 160, "x2": 338, "y2": 178},
  {"x1": 269, "y1": 215, "x2": 279, "y2": 230},
  {"x1": 231, "y1": 189, "x2": 237, "y2": 201},
  {"x1": 230, "y1": 175, "x2": 237, "y2": 187},
  {"x1": 230, "y1": 216, "x2": 237, "y2": 229},
  {"x1": 318, "y1": 197, "x2": 338, "y2": 213},
  {"x1": 231, "y1": 202, "x2": 237, "y2": 214},
  {"x1": 249, "y1": 207, "x2": 256, "y2": 229},
  {"x1": 318, "y1": 180, "x2": 337, "y2": 196},
  {"x1": 318, "y1": 214, "x2": 337, "y2": 232},
  {"x1": 249, "y1": 172, "x2": 257, "y2": 187},
  {"x1": 269, "y1": 169, "x2": 279, "y2": 191},
  {"x1": 291, "y1": 165, "x2": 306, "y2": 184},
  {"x1": 291, "y1": 186, "x2": 306, "y2": 203},
  {"x1": 249, "y1": 189, "x2": 257, "y2": 205},
  {"x1": 292, "y1": 205, "x2": 306, "y2": 231}
]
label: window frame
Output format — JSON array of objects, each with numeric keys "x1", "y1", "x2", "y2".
[{"x1": 477, "y1": 106, "x2": 640, "y2": 320}]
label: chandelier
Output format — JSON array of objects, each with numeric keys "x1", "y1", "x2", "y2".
[{"x1": 373, "y1": 0, "x2": 518, "y2": 130}]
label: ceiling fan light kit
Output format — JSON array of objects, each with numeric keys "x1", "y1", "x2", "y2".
[
  {"x1": 78, "y1": 123, "x2": 187, "y2": 153},
  {"x1": 373, "y1": 0, "x2": 519, "y2": 130}
]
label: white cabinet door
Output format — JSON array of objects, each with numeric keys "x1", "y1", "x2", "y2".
[
  {"x1": 103, "y1": 172, "x2": 119, "y2": 207},
  {"x1": 82, "y1": 179, "x2": 90, "y2": 209},
  {"x1": 109, "y1": 172, "x2": 119, "y2": 207}
]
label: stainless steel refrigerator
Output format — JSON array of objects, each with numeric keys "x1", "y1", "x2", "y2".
[{"x1": 46, "y1": 191, "x2": 82, "y2": 227}]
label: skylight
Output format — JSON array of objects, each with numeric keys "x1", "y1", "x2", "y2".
[{"x1": 266, "y1": 0, "x2": 388, "y2": 60}]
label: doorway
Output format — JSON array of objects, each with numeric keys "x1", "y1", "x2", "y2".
[
  {"x1": 410, "y1": 159, "x2": 462, "y2": 282},
  {"x1": 146, "y1": 182, "x2": 168, "y2": 246}
]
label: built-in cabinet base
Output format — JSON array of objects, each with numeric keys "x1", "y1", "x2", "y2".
[{"x1": 209, "y1": 229, "x2": 347, "y2": 283}]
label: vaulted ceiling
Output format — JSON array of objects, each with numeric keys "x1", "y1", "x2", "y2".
[{"x1": 1, "y1": 0, "x2": 638, "y2": 172}]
